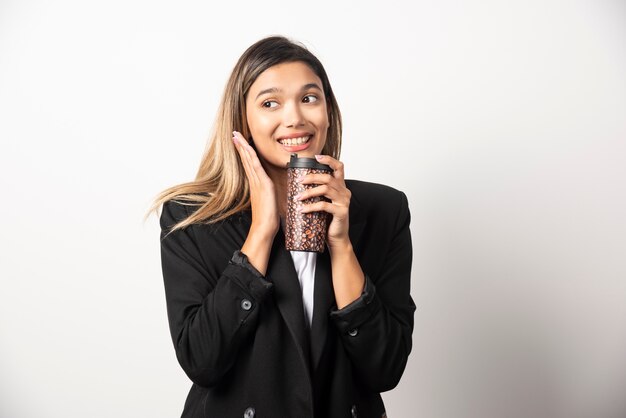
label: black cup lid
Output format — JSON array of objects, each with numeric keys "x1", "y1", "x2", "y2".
[{"x1": 288, "y1": 153, "x2": 332, "y2": 171}]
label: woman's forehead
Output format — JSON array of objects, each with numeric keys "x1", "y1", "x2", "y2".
[{"x1": 249, "y1": 62, "x2": 322, "y2": 96}]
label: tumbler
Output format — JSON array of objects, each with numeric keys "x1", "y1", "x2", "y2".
[{"x1": 285, "y1": 153, "x2": 332, "y2": 252}]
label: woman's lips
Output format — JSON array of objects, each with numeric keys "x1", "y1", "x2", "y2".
[{"x1": 278, "y1": 135, "x2": 311, "y2": 152}]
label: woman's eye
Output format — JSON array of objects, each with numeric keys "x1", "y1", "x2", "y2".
[
  {"x1": 302, "y1": 95, "x2": 318, "y2": 103},
  {"x1": 262, "y1": 100, "x2": 278, "y2": 108}
]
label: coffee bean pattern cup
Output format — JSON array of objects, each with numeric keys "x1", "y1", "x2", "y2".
[{"x1": 285, "y1": 154, "x2": 332, "y2": 252}]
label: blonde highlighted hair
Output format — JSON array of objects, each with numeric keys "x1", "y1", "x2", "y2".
[{"x1": 147, "y1": 36, "x2": 343, "y2": 231}]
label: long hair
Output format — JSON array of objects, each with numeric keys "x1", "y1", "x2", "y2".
[{"x1": 147, "y1": 36, "x2": 342, "y2": 231}]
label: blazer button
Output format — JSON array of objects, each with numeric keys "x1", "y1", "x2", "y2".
[
  {"x1": 241, "y1": 299, "x2": 253, "y2": 311},
  {"x1": 243, "y1": 406, "x2": 255, "y2": 418},
  {"x1": 350, "y1": 404, "x2": 357, "y2": 417},
  {"x1": 348, "y1": 328, "x2": 358, "y2": 337}
]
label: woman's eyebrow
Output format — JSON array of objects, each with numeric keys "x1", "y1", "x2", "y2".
[
  {"x1": 255, "y1": 87, "x2": 280, "y2": 99},
  {"x1": 255, "y1": 83, "x2": 322, "y2": 100},
  {"x1": 302, "y1": 83, "x2": 322, "y2": 92}
]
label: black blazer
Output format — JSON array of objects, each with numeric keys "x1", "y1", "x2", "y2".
[{"x1": 160, "y1": 180, "x2": 415, "y2": 418}]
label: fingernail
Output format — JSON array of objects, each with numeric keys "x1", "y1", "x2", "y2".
[{"x1": 315, "y1": 155, "x2": 323, "y2": 161}]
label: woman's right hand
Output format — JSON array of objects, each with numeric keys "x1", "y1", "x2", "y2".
[{"x1": 232, "y1": 131, "x2": 278, "y2": 275}]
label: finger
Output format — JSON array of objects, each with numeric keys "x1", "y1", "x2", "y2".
[
  {"x1": 299, "y1": 174, "x2": 346, "y2": 199},
  {"x1": 299, "y1": 200, "x2": 349, "y2": 216},
  {"x1": 232, "y1": 134, "x2": 252, "y2": 172},
  {"x1": 233, "y1": 131, "x2": 256, "y2": 157},
  {"x1": 234, "y1": 131, "x2": 270, "y2": 183},
  {"x1": 233, "y1": 131, "x2": 269, "y2": 184},
  {"x1": 297, "y1": 184, "x2": 350, "y2": 206},
  {"x1": 233, "y1": 133, "x2": 261, "y2": 186},
  {"x1": 300, "y1": 173, "x2": 334, "y2": 185},
  {"x1": 298, "y1": 184, "x2": 332, "y2": 201},
  {"x1": 232, "y1": 133, "x2": 253, "y2": 171},
  {"x1": 314, "y1": 155, "x2": 345, "y2": 178}
]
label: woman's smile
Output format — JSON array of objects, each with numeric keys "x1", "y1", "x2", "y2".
[{"x1": 276, "y1": 131, "x2": 314, "y2": 151}]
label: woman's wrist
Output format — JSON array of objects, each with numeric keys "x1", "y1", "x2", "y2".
[
  {"x1": 250, "y1": 221, "x2": 278, "y2": 241},
  {"x1": 241, "y1": 225, "x2": 276, "y2": 276},
  {"x1": 327, "y1": 236, "x2": 353, "y2": 256}
]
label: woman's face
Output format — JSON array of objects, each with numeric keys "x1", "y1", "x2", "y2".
[{"x1": 245, "y1": 61, "x2": 330, "y2": 171}]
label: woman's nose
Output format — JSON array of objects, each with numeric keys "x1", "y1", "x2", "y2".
[{"x1": 283, "y1": 102, "x2": 305, "y2": 128}]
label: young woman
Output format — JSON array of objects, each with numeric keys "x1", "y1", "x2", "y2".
[{"x1": 153, "y1": 36, "x2": 415, "y2": 418}]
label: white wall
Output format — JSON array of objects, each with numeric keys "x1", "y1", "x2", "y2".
[{"x1": 1, "y1": 1, "x2": 625, "y2": 417}]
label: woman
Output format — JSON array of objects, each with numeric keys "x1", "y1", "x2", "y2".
[{"x1": 153, "y1": 36, "x2": 415, "y2": 418}]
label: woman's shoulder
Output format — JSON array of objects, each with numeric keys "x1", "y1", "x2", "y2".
[
  {"x1": 160, "y1": 199, "x2": 193, "y2": 229},
  {"x1": 345, "y1": 179, "x2": 410, "y2": 225},
  {"x1": 160, "y1": 197, "x2": 250, "y2": 234}
]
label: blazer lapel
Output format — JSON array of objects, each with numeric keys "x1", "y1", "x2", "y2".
[{"x1": 266, "y1": 229, "x2": 311, "y2": 369}]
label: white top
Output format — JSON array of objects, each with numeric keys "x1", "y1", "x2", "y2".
[{"x1": 289, "y1": 250, "x2": 317, "y2": 327}]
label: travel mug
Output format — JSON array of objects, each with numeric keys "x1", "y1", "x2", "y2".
[{"x1": 285, "y1": 154, "x2": 333, "y2": 252}]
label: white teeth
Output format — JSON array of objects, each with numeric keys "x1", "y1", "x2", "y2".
[{"x1": 279, "y1": 136, "x2": 311, "y2": 146}]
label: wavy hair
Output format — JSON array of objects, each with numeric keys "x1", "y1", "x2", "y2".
[{"x1": 147, "y1": 36, "x2": 342, "y2": 231}]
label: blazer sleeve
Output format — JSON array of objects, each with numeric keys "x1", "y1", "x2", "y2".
[
  {"x1": 329, "y1": 191, "x2": 415, "y2": 392},
  {"x1": 160, "y1": 200, "x2": 273, "y2": 387}
]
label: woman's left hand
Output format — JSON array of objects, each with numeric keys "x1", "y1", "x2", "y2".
[
  {"x1": 298, "y1": 155, "x2": 352, "y2": 251},
  {"x1": 301, "y1": 155, "x2": 365, "y2": 308}
]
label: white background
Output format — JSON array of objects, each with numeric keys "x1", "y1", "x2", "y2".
[{"x1": 1, "y1": 1, "x2": 625, "y2": 417}]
